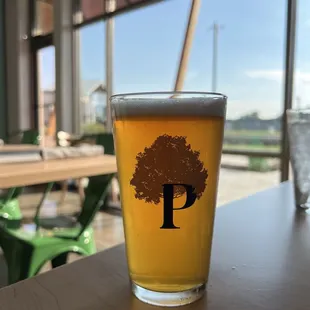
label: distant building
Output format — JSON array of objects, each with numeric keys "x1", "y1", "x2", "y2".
[
  {"x1": 43, "y1": 80, "x2": 107, "y2": 131},
  {"x1": 43, "y1": 89, "x2": 55, "y2": 126},
  {"x1": 80, "y1": 82, "x2": 106, "y2": 125},
  {"x1": 226, "y1": 115, "x2": 281, "y2": 132}
]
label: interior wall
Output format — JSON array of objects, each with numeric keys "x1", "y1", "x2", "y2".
[
  {"x1": 5, "y1": 0, "x2": 32, "y2": 141},
  {"x1": 0, "y1": 0, "x2": 7, "y2": 141}
]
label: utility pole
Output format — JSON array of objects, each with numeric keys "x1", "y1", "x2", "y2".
[{"x1": 210, "y1": 22, "x2": 224, "y2": 92}]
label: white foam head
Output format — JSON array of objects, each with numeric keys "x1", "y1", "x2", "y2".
[{"x1": 111, "y1": 92, "x2": 227, "y2": 119}]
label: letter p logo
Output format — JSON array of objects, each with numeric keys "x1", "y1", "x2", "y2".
[{"x1": 160, "y1": 184, "x2": 197, "y2": 229}]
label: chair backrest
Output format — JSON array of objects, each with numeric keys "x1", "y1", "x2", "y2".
[
  {"x1": 95, "y1": 133, "x2": 115, "y2": 155},
  {"x1": 8, "y1": 130, "x2": 40, "y2": 200},
  {"x1": 76, "y1": 133, "x2": 116, "y2": 237},
  {"x1": 21, "y1": 130, "x2": 40, "y2": 145}
]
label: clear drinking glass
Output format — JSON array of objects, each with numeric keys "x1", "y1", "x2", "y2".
[
  {"x1": 111, "y1": 92, "x2": 227, "y2": 307},
  {"x1": 287, "y1": 109, "x2": 310, "y2": 209}
]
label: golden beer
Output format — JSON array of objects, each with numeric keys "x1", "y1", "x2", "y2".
[{"x1": 111, "y1": 93, "x2": 226, "y2": 306}]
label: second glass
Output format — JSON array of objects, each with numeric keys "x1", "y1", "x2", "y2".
[
  {"x1": 111, "y1": 92, "x2": 227, "y2": 307},
  {"x1": 287, "y1": 109, "x2": 310, "y2": 209}
]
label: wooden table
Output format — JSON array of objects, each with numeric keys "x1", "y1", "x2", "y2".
[
  {"x1": 1, "y1": 181, "x2": 310, "y2": 309},
  {"x1": 0, "y1": 145, "x2": 41, "y2": 153},
  {"x1": 0, "y1": 155, "x2": 117, "y2": 188}
]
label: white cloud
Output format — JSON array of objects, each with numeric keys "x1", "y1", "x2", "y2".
[
  {"x1": 226, "y1": 99, "x2": 281, "y2": 120},
  {"x1": 245, "y1": 70, "x2": 283, "y2": 82},
  {"x1": 245, "y1": 69, "x2": 310, "y2": 110},
  {"x1": 245, "y1": 69, "x2": 310, "y2": 83}
]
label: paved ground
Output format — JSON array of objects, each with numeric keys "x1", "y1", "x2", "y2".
[
  {"x1": 218, "y1": 154, "x2": 280, "y2": 205},
  {"x1": 217, "y1": 167, "x2": 279, "y2": 206}
]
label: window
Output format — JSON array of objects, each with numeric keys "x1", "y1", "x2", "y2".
[
  {"x1": 293, "y1": 0, "x2": 310, "y2": 110},
  {"x1": 179, "y1": 0, "x2": 286, "y2": 200},
  {"x1": 113, "y1": 0, "x2": 190, "y2": 93},
  {"x1": 37, "y1": 46, "x2": 56, "y2": 146},
  {"x1": 77, "y1": 22, "x2": 106, "y2": 134}
]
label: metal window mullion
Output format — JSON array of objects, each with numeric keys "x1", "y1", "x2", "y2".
[
  {"x1": 54, "y1": 0, "x2": 74, "y2": 134},
  {"x1": 280, "y1": 0, "x2": 297, "y2": 182}
]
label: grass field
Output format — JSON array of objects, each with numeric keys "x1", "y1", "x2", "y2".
[
  {"x1": 223, "y1": 129, "x2": 281, "y2": 153},
  {"x1": 223, "y1": 144, "x2": 280, "y2": 152},
  {"x1": 225, "y1": 130, "x2": 280, "y2": 137},
  {"x1": 82, "y1": 123, "x2": 105, "y2": 134}
]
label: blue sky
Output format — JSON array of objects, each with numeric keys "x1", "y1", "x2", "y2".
[{"x1": 40, "y1": 0, "x2": 310, "y2": 119}]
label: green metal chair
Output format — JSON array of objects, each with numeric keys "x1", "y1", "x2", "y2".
[
  {"x1": 0, "y1": 167, "x2": 114, "y2": 284},
  {"x1": 0, "y1": 130, "x2": 41, "y2": 228},
  {"x1": 96, "y1": 133, "x2": 117, "y2": 209},
  {"x1": 34, "y1": 133, "x2": 116, "y2": 230},
  {"x1": 17, "y1": 129, "x2": 41, "y2": 145}
]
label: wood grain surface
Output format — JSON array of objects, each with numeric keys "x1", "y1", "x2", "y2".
[
  {"x1": 1, "y1": 182, "x2": 310, "y2": 309},
  {"x1": 0, "y1": 155, "x2": 117, "y2": 188},
  {"x1": 0, "y1": 145, "x2": 41, "y2": 153}
]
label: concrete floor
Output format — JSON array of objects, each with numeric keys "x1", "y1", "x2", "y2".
[
  {"x1": 218, "y1": 167, "x2": 279, "y2": 205},
  {"x1": 0, "y1": 163, "x2": 280, "y2": 288}
]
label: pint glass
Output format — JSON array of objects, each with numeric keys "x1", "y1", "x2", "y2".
[{"x1": 111, "y1": 92, "x2": 227, "y2": 307}]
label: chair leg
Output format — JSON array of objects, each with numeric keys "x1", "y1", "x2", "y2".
[
  {"x1": 34, "y1": 182, "x2": 54, "y2": 228},
  {"x1": 59, "y1": 181, "x2": 68, "y2": 205},
  {"x1": 77, "y1": 179, "x2": 85, "y2": 206},
  {"x1": 51, "y1": 252, "x2": 68, "y2": 269},
  {"x1": 3, "y1": 242, "x2": 34, "y2": 285}
]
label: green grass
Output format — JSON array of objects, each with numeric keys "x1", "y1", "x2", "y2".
[
  {"x1": 225, "y1": 130, "x2": 280, "y2": 137},
  {"x1": 223, "y1": 144, "x2": 280, "y2": 152},
  {"x1": 82, "y1": 123, "x2": 105, "y2": 134}
]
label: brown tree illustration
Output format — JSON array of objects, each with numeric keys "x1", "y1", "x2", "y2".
[{"x1": 130, "y1": 134, "x2": 208, "y2": 204}]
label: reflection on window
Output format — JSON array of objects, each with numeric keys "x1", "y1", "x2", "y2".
[
  {"x1": 77, "y1": 22, "x2": 106, "y2": 134},
  {"x1": 33, "y1": 0, "x2": 54, "y2": 36}
]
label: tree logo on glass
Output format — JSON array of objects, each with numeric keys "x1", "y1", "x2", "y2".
[{"x1": 130, "y1": 134, "x2": 208, "y2": 229}]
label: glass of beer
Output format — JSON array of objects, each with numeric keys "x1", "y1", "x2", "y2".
[{"x1": 111, "y1": 92, "x2": 227, "y2": 307}]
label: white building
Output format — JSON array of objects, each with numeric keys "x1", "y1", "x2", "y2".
[{"x1": 43, "y1": 80, "x2": 106, "y2": 130}]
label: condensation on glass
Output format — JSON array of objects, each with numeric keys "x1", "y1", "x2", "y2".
[{"x1": 287, "y1": 109, "x2": 310, "y2": 209}]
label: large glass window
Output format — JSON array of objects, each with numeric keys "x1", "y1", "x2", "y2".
[
  {"x1": 73, "y1": 0, "x2": 284, "y2": 203},
  {"x1": 294, "y1": 0, "x2": 310, "y2": 110},
  {"x1": 181, "y1": 0, "x2": 286, "y2": 201},
  {"x1": 77, "y1": 22, "x2": 106, "y2": 134},
  {"x1": 185, "y1": 0, "x2": 286, "y2": 158},
  {"x1": 37, "y1": 46, "x2": 56, "y2": 146},
  {"x1": 113, "y1": 0, "x2": 190, "y2": 93},
  {"x1": 288, "y1": 0, "x2": 310, "y2": 180}
]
